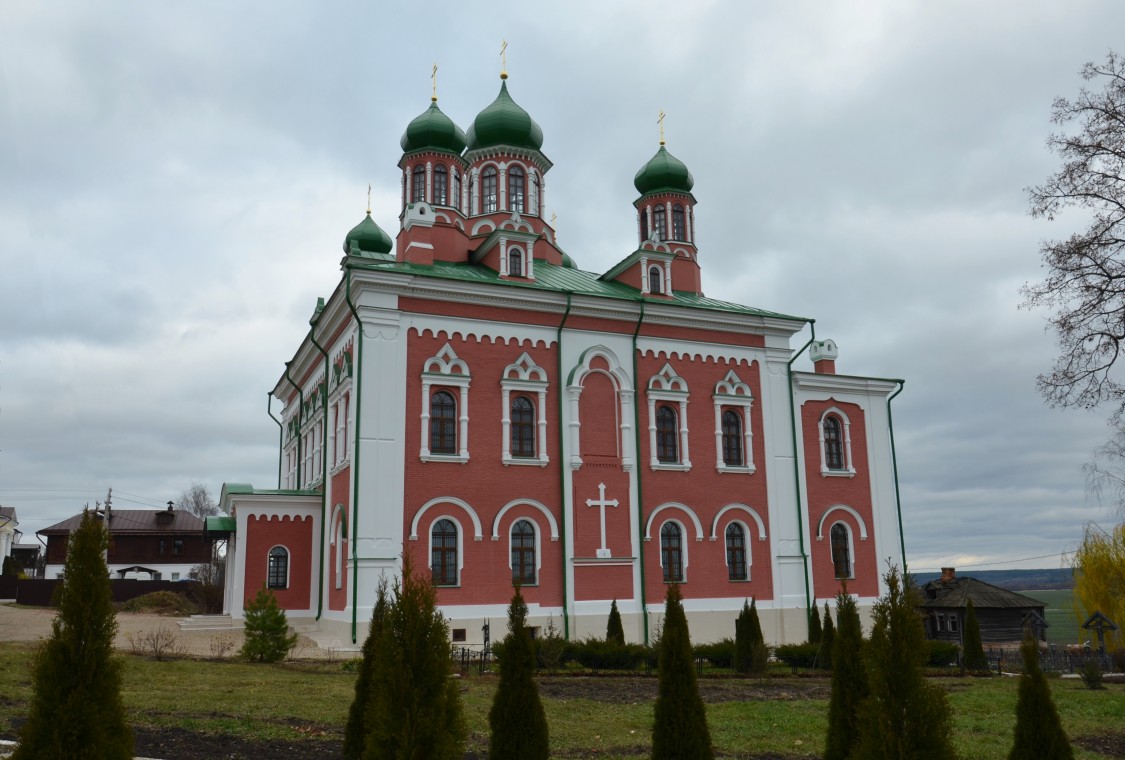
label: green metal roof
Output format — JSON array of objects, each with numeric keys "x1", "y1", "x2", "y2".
[
  {"x1": 343, "y1": 213, "x2": 393, "y2": 256},
  {"x1": 466, "y1": 80, "x2": 544, "y2": 152},
  {"x1": 634, "y1": 144, "x2": 694, "y2": 196},
  {"x1": 349, "y1": 257, "x2": 805, "y2": 321},
  {"x1": 205, "y1": 516, "x2": 236, "y2": 533},
  {"x1": 400, "y1": 100, "x2": 467, "y2": 155}
]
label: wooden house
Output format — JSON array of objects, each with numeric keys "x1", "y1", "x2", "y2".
[{"x1": 920, "y1": 567, "x2": 1048, "y2": 644}]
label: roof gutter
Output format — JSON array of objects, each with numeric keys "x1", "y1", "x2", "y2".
[
  {"x1": 556, "y1": 291, "x2": 573, "y2": 639},
  {"x1": 283, "y1": 362, "x2": 304, "y2": 491},
  {"x1": 343, "y1": 265, "x2": 364, "y2": 644},
  {"x1": 266, "y1": 394, "x2": 283, "y2": 489},
  {"x1": 309, "y1": 311, "x2": 331, "y2": 623},
  {"x1": 786, "y1": 319, "x2": 816, "y2": 630},
  {"x1": 886, "y1": 380, "x2": 907, "y2": 573},
  {"x1": 631, "y1": 299, "x2": 650, "y2": 644}
]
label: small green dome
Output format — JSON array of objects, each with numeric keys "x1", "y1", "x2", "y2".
[
  {"x1": 466, "y1": 81, "x2": 544, "y2": 152},
  {"x1": 633, "y1": 145, "x2": 694, "y2": 195},
  {"x1": 343, "y1": 213, "x2": 393, "y2": 255},
  {"x1": 561, "y1": 252, "x2": 576, "y2": 269},
  {"x1": 400, "y1": 100, "x2": 467, "y2": 155}
]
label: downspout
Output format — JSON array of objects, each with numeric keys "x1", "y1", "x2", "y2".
[
  {"x1": 266, "y1": 394, "x2": 283, "y2": 489},
  {"x1": 283, "y1": 362, "x2": 305, "y2": 490},
  {"x1": 343, "y1": 265, "x2": 364, "y2": 643},
  {"x1": 555, "y1": 292, "x2": 573, "y2": 639},
  {"x1": 886, "y1": 380, "x2": 907, "y2": 572},
  {"x1": 786, "y1": 319, "x2": 816, "y2": 629},
  {"x1": 309, "y1": 316, "x2": 331, "y2": 623},
  {"x1": 631, "y1": 300, "x2": 650, "y2": 644}
]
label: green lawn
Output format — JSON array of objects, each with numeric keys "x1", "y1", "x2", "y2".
[
  {"x1": 0, "y1": 642, "x2": 1122, "y2": 758},
  {"x1": 1031, "y1": 588, "x2": 1084, "y2": 646}
]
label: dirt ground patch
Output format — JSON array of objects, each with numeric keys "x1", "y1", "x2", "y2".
[
  {"x1": 537, "y1": 675, "x2": 831, "y2": 704},
  {"x1": 1073, "y1": 731, "x2": 1125, "y2": 759}
]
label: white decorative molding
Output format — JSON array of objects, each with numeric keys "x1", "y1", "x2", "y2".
[
  {"x1": 713, "y1": 369, "x2": 755, "y2": 473},
  {"x1": 490, "y1": 499, "x2": 560, "y2": 542},
  {"x1": 709, "y1": 503, "x2": 767, "y2": 541},
  {"x1": 411, "y1": 326, "x2": 555, "y2": 349},
  {"x1": 420, "y1": 344, "x2": 471, "y2": 463},
  {"x1": 647, "y1": 363, "x2": 691, "y2": 470},
  {"x1": 817, "y1": 405, "x2": 856, "y2": 477},
  {"x1": 644, "y1": 502, "x2": 705, "y2": 542},
  {"x1": 409, "y1": 496, "x2": 484, "y2": 541},
  {"x1": 566, "y1": 346, "x2": 635, "y2": 471},
  {"x1": 816, "y1": 504, "x2": 869, "y2": 541},
  {"x1": 501, "y1": 353, "x2": 550, "y2": 466}
]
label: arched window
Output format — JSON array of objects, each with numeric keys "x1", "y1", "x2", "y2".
[
  {"x1": 429, "y1": 391, "x2": 457, "y2": 454},
  {"x1": 510, "y1": 395, "x2": 535, "y2": 457},
  {"x1": 431, "y1": 518, "x2": 458, "y2": 586},
  {"x1": 511, "y1": 519, "x2": 536, "y2": 585},
  {"x1": 725, "y1": 522, "x2": 747, "y2": 581},
  {"x1": 653, "y1": 205, "x2": 666, "y2": 241},
  {"x1": 452, "y1": 169, "x2": 461, "y2": 211},
  {"x1": 334, "y1": 516, "x2": 344, "y2": 590},
  {"x1": 433, "y1": 164, "x2": 448, "y2": 206},
  {"x1": 824, "y1": 415, "x2": 844, "y2": 470},
  {"x1": 482, "y1": 166, "x2": 498, "y2": 213},
  {"x1": 412, "y1": 164, "x2": 426, "y2": 203},
  {"x1": 672, "y1": 204, "x2": 685, "y2": 240},
  {"x1": 721, "y1": 410, "x2": 743, "y2": 466},
  {"x1": 660, "y1": 522, "x2": 684, "y2": 583},
  {"x1": 831, "y1": 523, "x2": 851, "y2": 579},
  {"x1": 509, "y1": 248, "x2": 523, "y2": 277},
  {"x1": 267, "y1": 546, "x2": 289, "y2": 589},
  {"x1": 649, "y1": 266, "x2": 662, "y2": 295},
  {"x1": 656, "y1": 404, "x2": 678, "y2": 463},
  {"x1": 640, "y1": 211, "x2": 649, "y2": 241},
  {"x1": 508, "y1": 165, "x2": 525, "y2": 213}
]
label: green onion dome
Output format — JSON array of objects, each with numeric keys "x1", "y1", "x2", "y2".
[
  {"x1": 400, "y1": 100, "x2": 467, "y2": 155},
  {"x1": 343, "y1": 212, "x2": 393, "y2": 255},
  {"x1": 466, "y1": 80, "x2": 544, "y2": 151},
  {"x1": 561, "y1": 252, "x2": 576, "y2": 269},
  {"x1": 633, "y1": 144, "x2": 694, "y2": 195}
]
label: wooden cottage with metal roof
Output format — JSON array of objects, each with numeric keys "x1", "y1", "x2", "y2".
[{"x1": 920, "y1": 567, "x2": 1048, "y2": 644}]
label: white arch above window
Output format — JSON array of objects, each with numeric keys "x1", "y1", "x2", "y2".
[
  {"x1": 409, "y1": 497, "x2": 483, "y2": 541},
  {"x1": 490, "y1": 498, "x2": 559, "y2": 542},
  {"x1": 709, "y1": 503, "x2": 767, "y2": 541},
  {"x1": 423, "y1": 344, "x2": 470, "y2": 377},
  {"x1": 714, "y1": 369, "x2": 752, "y2": 398},
  {"x1": 330, "y1": 503, "x2": 347, "y2": 545},
  {"x1": 644, "y1": 502, "x2": 704, "y2": 542},
  {"x1": 648, "y1": 363, "x2": 689, "y2": 393},
  {"x1": 816, "y1": 504, "x2": 869, "y2": 541},
  {"x1": 503, "y1": 352, "x2": 548, "y2": 383}
]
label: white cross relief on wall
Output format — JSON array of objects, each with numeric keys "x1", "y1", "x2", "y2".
[{"x1": 585, "y1": 482, "x2": 619, "y2": 559}]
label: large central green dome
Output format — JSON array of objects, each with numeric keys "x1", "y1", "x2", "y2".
[
  {"x1": 634, "y1": 145, "x2": 694, "y2": 195},
  {"x1": 400, "y1": 100, "x2": 467, "y2": 155},
  {"x1": 466, "y1": 80, "x2": 544, "y2": 152}
]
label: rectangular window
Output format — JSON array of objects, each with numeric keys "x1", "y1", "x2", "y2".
[
  {"x1": 172, "y1": 539, "x2": 183, "y2": 556},
  {"x1": 451, "y1": 628, "x2": 467, "y2": 643},
  {"x1": 949, "y1": 615, "x2": 959, "y2": 633},
  {"x1": 159, "y1": 539, "x2": 166, "y2": 555},
  {"x1": 171, "y1": 572, "x2": 180, "y2": 581}
]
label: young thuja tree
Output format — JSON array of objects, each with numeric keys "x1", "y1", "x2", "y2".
[
  {"x1": 824, "y1": 587, "x2": 866, "y2": 760},
  {"x1": 734, "y1": 599, "x2": 752, "y2": 674},
  {"x1": 854, "y1": 566, "x2": 955, "y2": 760},
  {"x1": 363, "y1": 551, "x2": 465, "y2": 760},
  {"x1": 807, "y1": 599, "x2": 823, "y2": 644},
  {"x1": 344, "y1": 575, "x2": 389, "y2": 760},
  {"x1": 606, "y1": 598, "x2": 626, "y2": 645},
  {"x1": 14, "y1": 511, "x2": 134, "y2": 760},
  {"x1": 239, "y1": 585, "x2": 298, "y2": 662},
  {"x1": 1009, "y1": 629, "x2": 1073, "y2": 760},
  {"x1": 820, "y1": 600, "x2": 836, "y2": 670},
  {"x1": 489, "y1": 586, "x2": 549, "y2": 759},
  {"x1": 652, "y1": 584, "x2": 714, "y2": 760},
  {"x1": 962, "y1": 599, "x2": 988, "y2": 672},
  {"x1": 748, "y1": 596, "x2": 768, "y2": 676},
  {"x1": 2, "y1": 555, "x2": 18, "y2": 577}
]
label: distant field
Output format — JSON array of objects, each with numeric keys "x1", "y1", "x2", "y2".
[{"x1": 1031, "y1": 588, "x2": 1083, "y2": 645}]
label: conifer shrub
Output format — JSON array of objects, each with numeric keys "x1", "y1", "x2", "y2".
[
  {"x1": 854, "y1": 566, "x2": 955, "y2": 760},
  {"x1": 807, "y1": 601, "x2": 823, "y2": 644},
  {"x1": 734, "y1": 599, "x2": 752, "y2": 673},
  {"x1": 344, "y1": 576, "x2": 389, "y2": 760},
  {"x1": 606, "y1": 598, "x2": 626, "y2": 645},
  {"x1": 962, "y1": 599, "x2": 988, "y2": 671},
  {"x1": 820, "y1": 601, "x2": 835, "y2": 670},
  {"x1": 239, "y1": 585, "x2": 298, "y2": 662},
  {"x1": 926, "y1": 640, "x2": 961, "y2": 667},
  {"x1": 489, "y1": 586, "x2": 549, "y2": 759},
  {"x1": 537, "y1": 613, "x2": 565, "y2": 673},
  {"x1": 652, "y1": 584, "x2": 714, "y2": 760},
  {"x1": 748, "y1": 596, "x2": 769, "y2": 676},
  {"x1": 362, "y1": 552, "x2": 465, "y2": 759},
  {"x1": 693, "y1": 638, "x2": 735, "y2": 668},
  {"x1": 1010, "y1": 630, "x2": 1074, "y2": 759},
  {"x1": 824, "y1": 588, "x2": 867, "y2": 760},
  {"x1": 13, "y1": 511, "x2": 134, "y2": 760},
  {"x1": 1, "y1": 555, "x2": 18, "y2": 577}
]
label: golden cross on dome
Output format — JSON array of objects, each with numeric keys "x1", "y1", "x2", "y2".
[
  {"x1": 366, "y1": 183, "x2": 372, "y2": 215},
  {"x1": 431, "y1": 63, "x2": 438, "y2": 102},
  {"x1": 500, "y1": 39, "x2": 508, "y2": 79},
  {"x1": 658, "y1": 111, "x2": 666, "y2": 145}
]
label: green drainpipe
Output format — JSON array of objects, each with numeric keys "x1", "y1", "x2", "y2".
[
  {"x1": 555, "y1": 292, "x2": 573, "y2": 639},
  {"x1": 309, "y1": 315, "x2": 331, "y2": 623},
  {"x1": 886, "y1": 380, "x2": 907, "y2": 573},
  {"x1": 283, "y1": 361, "x2": 305, "y2": 490},
  {"x1": 631, "y1": 300, "x2": 649, "y2": 644},
  {"x1": 266, "y1": 393, "x2": 282, "y2": 489},
  {"x1": 785, "y1": 320, "x2": 816, "y2": 631},
  {"x1": 343, "y1": 265, "x2": 364, "y2": 644}
]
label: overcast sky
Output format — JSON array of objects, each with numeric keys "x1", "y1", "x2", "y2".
[{"x1": 2, "y1": 1, "x2": 1123, "y2": 573}]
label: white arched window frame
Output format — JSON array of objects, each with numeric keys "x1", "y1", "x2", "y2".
[
  {"x1": 723, "y1": 519, "x2": 752, "y2": 581},
  {"x1": 501, "y1": 353, "x2": 549, "y2": 466},
  {"x1": 818, "y1": 406, "x2": 856, "y2": 477},
  {"x1": 713, "y1": 370, "x2": 755, "y2": 473},
  {"x1": 639, "y1": 254, "x2": 672, "y2": 295},
  {"x1": 508, "y1": 518, "x2": 541, "y2": 585},
  {"x1": 331, "y1": 504, "x2": 347, "y2": 590},
  {"x1": 428, "y1": 515, "x2": 463, "y2": 587},
  {"x1": 658, "y1": 519, "x2": 688, "y2": 583},
  {"x1": 420, "y1": 344, "x2": 471, "y2": 463},
  {"x1": 498, "y1": 238, "x2": 535, "y2": 280},
  {"x1": 267, "y1": 545, "x2": 290, "y2": 590},
  {"x1": 647, "y1": 363, "x2": 691, "y2": 471},
  {"x1": 565, "y1": 346, "x2": 636, "y2": 471}
]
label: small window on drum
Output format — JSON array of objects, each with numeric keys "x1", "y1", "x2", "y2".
[
  {"x1": 433, "y1": 164, "x2": 448, "y2": 206},
  {"x1": 412, "y1": 164, "x2": 426, "y2": 203},
  {"x1": 653, "y1": 205, "x2": 666, "y2": 241},
  {"x1": 452, "y1": 169, "x2": 461, "y2": 211},
  {"x1": 508, "y1": 165, "x2": 525, "y2": 213},
  {"x1": 649, "y1": 266, "x2": 662, "y2": 295},
  {"x1": 482, "y1": 166, "x2": 498, "y2": 213},
  {"x1": 509, "y1": 248, "x2": 523, "y2": 277},
  {"x1": 672, "y1": 204, "x2": 685, "y2": 240}
]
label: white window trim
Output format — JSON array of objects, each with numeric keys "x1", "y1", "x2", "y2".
[
  {"x1": 818, "y1": 406, "x2": 856, "y2": 477},
  {"x1": 722, "y1": 519, "x2": 752, "y2": 582},
  {"x1": 566, "y1": 346, "x2": 636, "y2": 472},
  {"x1": 267, "y1": 544, "x2": 291, "y2": 590},
  {"x1": 331, "y1": 505, "x2": 346, "y2": 590},
  {"x1": 713, "y1": 370, "x2": 755, "y2": 473},
  {"x1": 420, "y1": 344, "x2": 470, "y2": 463},
  {"x1": 507, "y1": 518, "x2": 541, "y2": 586},
  {"x1": 658, "y1": 519, "x2": 688, "y2": 583},
  {"x1": 428, "y1": 514, "x2": 464, "y2": 587},
  {"x1": 639, "y1": 256, "x2": 672, "y2": 296},
  {"x1": 501, "y1": 353, "x2": 549, "y2": 467},
  {"x1": 647, "y1": 363, "x2": 691, "y2": 471},
  {"x1": 829, "y1": 521, "x2": 855, "y2": 580}
]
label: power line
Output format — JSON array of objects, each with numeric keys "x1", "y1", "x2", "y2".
[{"x1": 915, "y1": 552, "x2": 1069, "y2": 572}]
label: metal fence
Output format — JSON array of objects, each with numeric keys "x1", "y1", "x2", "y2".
[
  {"x1": 985, "y1": 645, "x2": 1116, "y2": 675},
  {"x1": 451, "y1": 646, "x2": 492, "y2": 676}
]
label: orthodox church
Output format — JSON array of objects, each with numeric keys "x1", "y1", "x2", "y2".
[{"x1": 217, "y1": 69, "x2": 906, "y2": 647}]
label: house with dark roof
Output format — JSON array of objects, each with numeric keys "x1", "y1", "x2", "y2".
[
  {"x1": 0, "y1": 506, "x2": 19, "y2": 563},
  {"x1": 39, "y1": 505, "x2": 210, "y2": 581},
  {"x1": 920, "y1": 567, "x2": 1048, "y2": 644}
]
